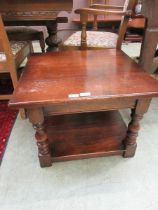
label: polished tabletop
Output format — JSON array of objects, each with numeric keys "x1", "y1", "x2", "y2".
[{"x1": 9, "y1": 49, "x2": 158, "y2": 108}]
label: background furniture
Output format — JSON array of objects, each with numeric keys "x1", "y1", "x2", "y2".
[
  {"x1": 72, "y1": 14, "x2": 121, "y2": 34},
  {"x1": 125, "y1": 15, "x2": 145, "y2": 42},
  {"x1": 88, "y1": 0, "x2": 108, "y2": 6},
  {"x1": 0, "y1": 15, "x2": 31, "y2": 100},
  {"x1": 62, "y1": 0, "x2": 136, "y2": 50},
  {"x1": 6, "y1": 28, "x2": 45, "y2": 53},
  {"x1": 0, "y1": 0, "x2": 73, "y2": 51},
  {"x1": 72, "y1": 0, "x2": 145, "y2": 43},
  {"x1": 9, "y1": 50, "x2": 158, "y2": 167},
  {"x1": 139, "y1": 0, "x2": 158, "y2": 73}
]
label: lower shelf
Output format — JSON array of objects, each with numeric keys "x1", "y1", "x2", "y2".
[{"x1": 45, "y1": 110, "x2": 127, "y2": 162}]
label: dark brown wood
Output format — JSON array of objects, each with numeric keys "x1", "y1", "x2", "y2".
[
  {"x1": 9, "y1": 50, "x2": 158, "y2": 108},
  {"x1": 0, "y1": 0, "x2": 73, "y2": 21},
  {"x1": 127, "y1": 17, "x2": 145, "y2": 29},
  {"x1": 46, "y1": 111, "x2": 127, "y2": 162},
  {"x1": 44, "y1": 98, "x2": 136, "y2": 116},
  {"x1": 139, "y1": 0, "x2": 158, "y2": 73},
  {"x1": 0, "y1": 0, "x2": 73, "y2": 51},
  {"x1": 9, "y1": 49, "x2": 158, "y2": 167},
  {"x1": 88, "y1": 0, "x2": 107, "y2": 6},
  {"x1": 45, "y1": 21, "x2": 62, "y2": 52},
  {"x1": 125, "y1": 16, "x2": 145, "y2": 42},
  {"x1": 27, "y1": 108, "x2": 52, "y2": 167},
  {"x1": 123, "y1": 98, "x2": 151, "y2": 157}
]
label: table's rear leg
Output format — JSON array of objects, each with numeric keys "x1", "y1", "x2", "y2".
[
  {"x1": 27, "y1": 108, "x2": 52, "y2": 167},
  {"x1": 123, "y1": 98, "x2": 151, "y2": 158}
]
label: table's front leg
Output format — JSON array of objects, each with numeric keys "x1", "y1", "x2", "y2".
[
  {"x1": 124, "y1": 98, "x2": 151, "y2": 158},
  {"x1": 27, "y1": 108, "x2": 52, "y2": 167}
]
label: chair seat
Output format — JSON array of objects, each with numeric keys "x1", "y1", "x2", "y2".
[
  {"x1": 6, "y1": 27, "x2": 45, "y2": 52},
  {"x1": 64, "y1": 31, "x2": 118, "y2": 48},
  {"x1": 0, "y1": 41, "x2": 28, "y2": 61},
  {"x1": 11, "y1": 41, "x2": 28, "y2": 55}
]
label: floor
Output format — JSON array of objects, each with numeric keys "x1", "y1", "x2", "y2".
[{"x1": 0, "y1": 43, "x2": 158, "y2": 210}]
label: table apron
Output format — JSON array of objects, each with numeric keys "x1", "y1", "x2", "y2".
[{"x1": 43, "y1": 98, "x2": 137, "y2": 116}]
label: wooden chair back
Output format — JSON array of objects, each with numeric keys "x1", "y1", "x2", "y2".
[
  {"x1": 75, "y1": 0, "x2": 137, "y2": 50},
  {"x1": 0, "y1": 14, "x2": 31, "y2": 102},
  {"x1": 0, "y1": 15, "x2": 18, "y2": 98}
]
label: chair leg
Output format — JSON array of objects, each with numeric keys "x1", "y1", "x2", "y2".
[
  {"x1": 9, "y1": 64, "x2": 27, "y2": 119},
  {"x1": 19, "y1": 108, "x2": 27, "y2": 119},
  {"x1": 9, "y1": 64, "x2": 18, "y2": 88},
  {"x1": 10, "y1": 65, "x2": 27, "y2": 119}
]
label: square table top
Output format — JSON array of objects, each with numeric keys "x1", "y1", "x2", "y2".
[{"x1": 9, "y1": 49, "x2": 158, "y2": 108}]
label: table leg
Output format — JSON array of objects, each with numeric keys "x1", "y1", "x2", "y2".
[
  {"x1": 123, "y1": 98, "x2": 151, "y2": 157},
  {"x1": 27, "y1": 108, "x2": 52, "y2": 167},
  {"x1": 45, "y1": 21, "x2": 62, "y2": 52}
]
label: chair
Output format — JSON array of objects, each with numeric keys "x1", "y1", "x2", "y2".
[
  {"x1": 0, "y1": 15, "x2": 32, "y2": 117},
  {"x1": 62, "y1": 0, "x2": 136, "y2": 50},
  {"x1": 6, "y1": 27, "x2": 45, "y2": 53}
]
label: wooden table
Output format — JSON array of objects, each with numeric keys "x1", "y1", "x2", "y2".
[
  {"x1": 9, "y1": 49, "x2": 158, "y2": 167},
  {"x1": 0, "y1": 0, "x2": 73, "y2": 51}
]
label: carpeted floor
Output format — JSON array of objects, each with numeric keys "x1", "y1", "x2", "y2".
[
  {"x1": 1, "y1": 99, "x2": 158, "y2": 210},
  {"x1": 0, "y1": 101, "x2": 17, "y2": 164}
]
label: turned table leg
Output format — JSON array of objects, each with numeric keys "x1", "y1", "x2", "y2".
[
  {"x1": 27, "y1": 108, "x2": 52, "y2": 167},
  {"x1": 45, "y1": 17, "x2": 68, "y2": 52},
  {"x1": 45, "y1": 21, "x2": 62, "y2": 52},
  {"x1": 123, "y1": 109, "x2": 143, "y2": 157},
  {"x1": 124, "y1": 98, "x2": 151, "y2": 158},
  {"x1": 33, "y1": 123, "x2": 52, "y2": 167}
]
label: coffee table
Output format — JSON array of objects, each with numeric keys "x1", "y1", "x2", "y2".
[{"x1": 9, "y1": 49, "x2": 158, "y2": 167}]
